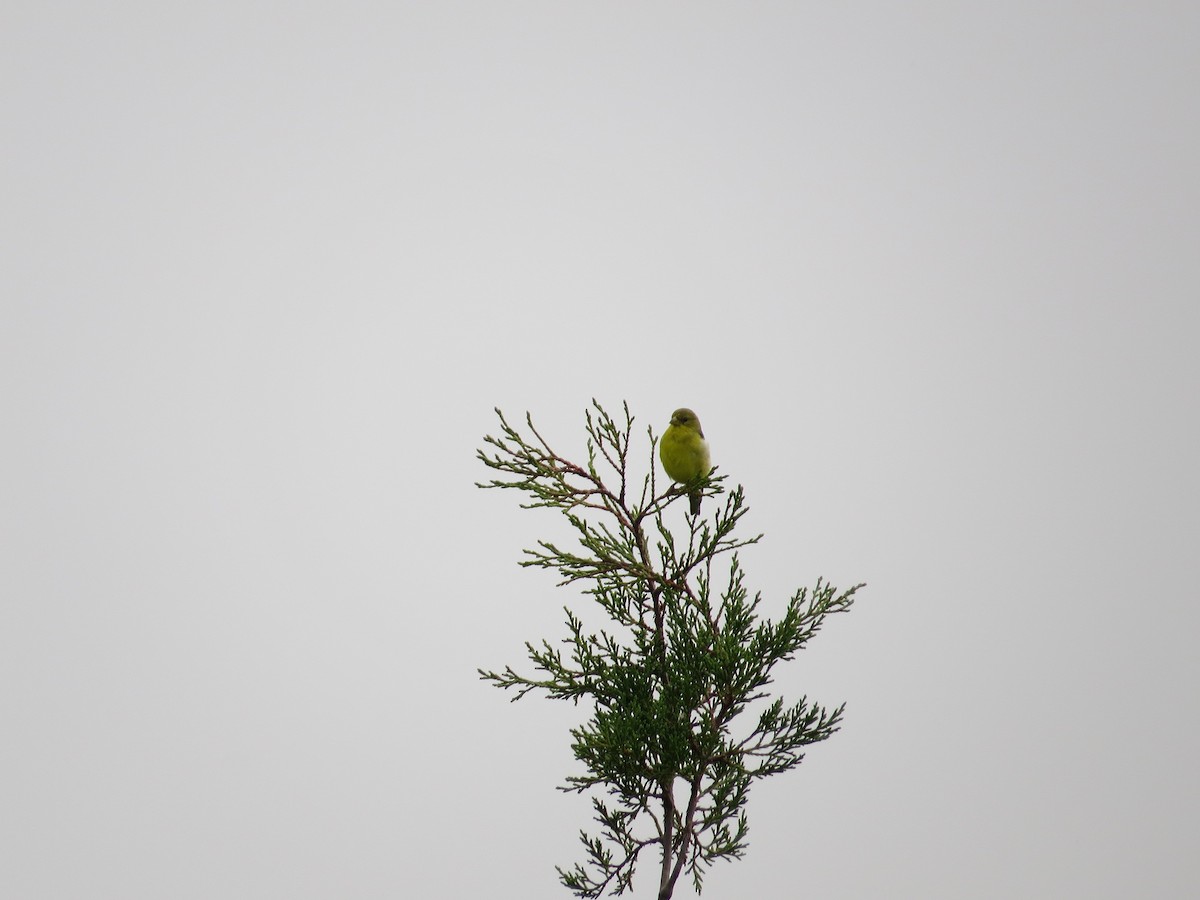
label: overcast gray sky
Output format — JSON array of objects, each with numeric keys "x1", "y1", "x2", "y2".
[{"x1": 3, "y1": 3, "x2": 1197, "y2": 898}]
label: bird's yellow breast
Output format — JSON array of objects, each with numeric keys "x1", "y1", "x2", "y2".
[{"x1": 659, "y1": 424, "x2": 711, "y2": 484}]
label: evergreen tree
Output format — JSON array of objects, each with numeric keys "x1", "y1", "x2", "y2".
[{"x1": 477, "y1": 402, "x2": 862, "y2": 899}]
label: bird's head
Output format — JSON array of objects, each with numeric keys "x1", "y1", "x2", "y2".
[{"x1": 670, "y1": 408, "x2": 702, "y2": 433}]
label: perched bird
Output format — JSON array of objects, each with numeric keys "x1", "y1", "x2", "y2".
[{"x1": 659, "y1": 407, "x2": 712, "y2": 515}]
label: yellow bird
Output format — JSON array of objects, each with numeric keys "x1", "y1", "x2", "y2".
[{"x1": 659, "y1": 407, "x2": 712, "y2": 515}]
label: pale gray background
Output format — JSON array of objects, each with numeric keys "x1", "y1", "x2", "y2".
[{"x1": 2, "y1": 3, "x2": 1197, "y2": 898}]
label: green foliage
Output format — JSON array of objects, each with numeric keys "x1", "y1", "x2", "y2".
[{"x1": 477, "y1": 401, "x2": 862, "y2": 900}]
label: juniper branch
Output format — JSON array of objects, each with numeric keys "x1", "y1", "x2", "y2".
[{"x1": 477, "y1": 402, "x2": 864, "y2": 899}]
